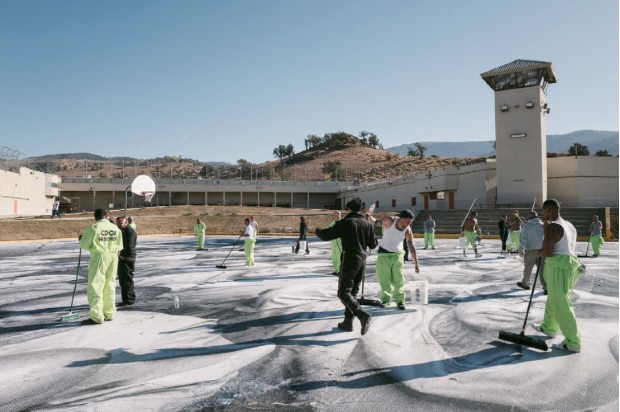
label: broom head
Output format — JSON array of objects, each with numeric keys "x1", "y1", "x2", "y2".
[
  {"x1": 60, "y1": 312, "x2": 81, "y2": 322},
  {"x1": 357, "y1": 297, "x2": 383, "y2": 306},
  {"x1": 498, "y1": 330, "x2": 549, "y2": 351}
]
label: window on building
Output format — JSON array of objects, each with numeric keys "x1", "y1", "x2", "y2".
[
  {"x1": 375, "y1": 200, "x2": 380, "y2": 208},
  {"x1": 429, "y1": 192, "x2": 438, "y2": 200},
  {"x1": 392, "y1": 199, "x2": 396, "y2": 207},
  {"x1": 411, "y1": 197, "x2": 416, "y2": 206}
]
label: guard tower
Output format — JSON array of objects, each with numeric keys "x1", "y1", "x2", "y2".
[{"x1": 481, "y1": 59, "x2": 557, "y2": 207}]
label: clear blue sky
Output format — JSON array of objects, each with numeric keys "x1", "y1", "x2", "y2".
[{"x1": 1, "y1": 0, "x2": 618, "y2": 163}]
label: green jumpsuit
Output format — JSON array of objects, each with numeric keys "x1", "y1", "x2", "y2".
[
  {"x1": 194, "y1": 222, "x2": 206, "y2": 249},
  {"x1": 79, "y1": 219, "x2": 123, "y2": 323}
]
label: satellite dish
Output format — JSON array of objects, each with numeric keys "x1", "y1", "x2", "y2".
[
  {"x1": 131, "y1": 175, "x2": 156, "y2": 196},
  {"x1": 124, "y1": 175, "x2": 156, "y2": 216}
]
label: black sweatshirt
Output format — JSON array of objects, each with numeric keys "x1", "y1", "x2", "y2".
[{"x1": 315, "y1": 212, "x2": 377, "y2": 257}]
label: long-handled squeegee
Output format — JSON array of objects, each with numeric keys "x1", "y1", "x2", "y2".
[
  {"x1": 216, "y1": 234, "x2": 243, "y2": 269},
  {"x1": 498, "y1": 257, "x2": 548, "y2": 351}
]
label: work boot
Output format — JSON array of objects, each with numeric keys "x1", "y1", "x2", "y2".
[
  {"x1": 358, "y1": 311, "x2": 372, "y2": 336},
  {"x1": 337, "y1": 318, "x2": 353, "y2": 332},
  {"x1": 81, "y1": 318, "x2": 102, "y2": 326},
  {"x1": 516, "y1": 282, "x2": 530, "y2": 290}
]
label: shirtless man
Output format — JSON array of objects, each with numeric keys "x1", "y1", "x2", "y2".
[{"x1": 461, "y1": 211, "x2": 482, "y2": 258}]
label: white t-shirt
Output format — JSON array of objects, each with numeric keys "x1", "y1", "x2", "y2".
[{"x1": 245, "y1": 225, "x2": 255, "y2": 238}]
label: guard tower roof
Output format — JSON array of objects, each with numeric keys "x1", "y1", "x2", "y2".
[{"x1": 481, "y1": 59, "x2": 557, "y2": 91}]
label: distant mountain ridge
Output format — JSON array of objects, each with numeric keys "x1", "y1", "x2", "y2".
[{"x1": 387, "y1": 130, "x2": 619, "y2": 157}]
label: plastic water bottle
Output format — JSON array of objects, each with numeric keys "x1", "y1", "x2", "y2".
[{"x1": 174, "y1": 296, "x2": 179, "y2": 309}]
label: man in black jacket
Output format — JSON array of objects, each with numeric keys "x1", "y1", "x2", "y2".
[
  {"x1": 498, "y1": 215, "x2": 509, "y2": 254},
  {"x1": 116, "y1": 217, "x2": 137, "y2": 307},
  {"x1": 315, "y1": 197, "x2": 377, "y2": 335}
]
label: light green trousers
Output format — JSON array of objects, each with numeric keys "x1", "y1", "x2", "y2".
[
  {"x1": 376, "y1": 252, "x2": 406, "y2": 304},
  {"x1": 509, "y1": 231, "x2": 521, "y2": 252},
  {"x1": 424, "y1": 232, "x2": 435, "y2": 248},
  {"x1": 540, "y1": 255, "x2": 582, "y2": 350},
  {"x1": 87, "y1": 252, "x2": 119, "y2": 323},
  {"x1": 463, "y1": 230, "x2": 477, "y2": 252},
  {"x1": 330, "y1": 239, "x2": 342, "y2": 273},
  {"x1": 244, "y1": 238, "x2": 256, "y2": 266},
  {"x1": 197, "y1": 233, "x2": 205, "y2": 249},
  {"x1": 590, "y1": 235, "x2": 604, "y2": 256}
]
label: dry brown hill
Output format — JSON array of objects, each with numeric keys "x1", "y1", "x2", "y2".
[{"x1": 29, "y1": 135, "x2": 485, "y2": 182}]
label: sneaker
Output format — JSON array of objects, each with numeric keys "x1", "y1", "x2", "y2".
[
  {"x1": 475, "y1": 253, "x2": 482, "y2": 258},
  {"x1": 432, "y1": 247, "x2": 435, "y2": 250},
  {"x1": 552, "y1": 343, "x2": 580, "y2": 353},
  {"x1": 423, "y1": 247, "x2": 428, "y2": 250},
  {"x1": 379, "y1": 301, "x2": 390, "y2": 308},
  {"x1": 397, "y1": 302, "x2": 406, "y2": 310},
  {"x1": 516, "y1": 282, "x2": 531, "y2": 290},
  {"x1": 81, "y1": 318, "x2": 102, "y2": 326},
  {"x1": 337, "y1": 318, "x2": 353, "y2": 332},
  {"x1": 543, "y1": 289, "x2": 548, "y2": 296},
  {"x1": 358, "y1": 312, "x2": 372, "y2": 336},
  {"x1": 532, "y1": 323, "x2": 555, "y2": 338},
  {"x1": 330, "y1": 272, "x2": 340, "y2": 277},
  {"x1": 463, "y1": 251, "x2": 467, "y2": 257},
  {"x1": 104, "y1": 317, "x2": 113, "y2": 322},
  {"x1": 117, "y1": 302, "x2": 133, "y2": 308}
]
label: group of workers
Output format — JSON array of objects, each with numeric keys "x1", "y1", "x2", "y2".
[
  {"x1": 78, "y1": 210, "x2": 137, "y2": 325},
  {"x1": 77, "y1": 199, "x2": 602, "y2": 353},
  {"x1": 194, "y1": 216, "x2": 259, "y2": 266}
]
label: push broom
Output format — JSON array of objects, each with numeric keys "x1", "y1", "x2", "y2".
[
  {"x1": 60, "y1": 247, "x2": 82, "y2": 322},
  {"x1": 498, "y1": 257, "x2": 548, "y2": 351},
  {"x1": 216, "y1": 234, "x2": 243, "y2": 269}
]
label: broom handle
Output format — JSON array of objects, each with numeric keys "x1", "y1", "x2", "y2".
[
  {"x1": 68, "y1": 247, "x2": 82, "y2": 313},
  {"x1": 221, "y1": 233, "x2": 243, "y2": 265},
  {"x1": 520, "y1": 256, "x2": 542, "y2": 333},
  {"x1": 460, "y1": 198, "x2": 477, "y2": 229}
]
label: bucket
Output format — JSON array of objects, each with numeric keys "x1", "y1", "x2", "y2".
[
  {"x1": 298, "y1": 240, "x2": 307, "y2": 252},
  {"x1": 409, "y1": 280, "x2": 428, "y2": 305},
  {"x1": 458, "y1": 236, "x2": 466, "y2": 248}
]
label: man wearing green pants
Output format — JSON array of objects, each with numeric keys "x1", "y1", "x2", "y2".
[
  {"x1": 589, "y1": 215, "x2": 604, "y2": 257},
  {"x1": 328, "y1": 211, "x2": 342, "y2": 275},
  {"x1": 79, "y1": 208, "x2": 123, "y2": 325},
  {"x1": 242, "y1": 217, "x2": 256, "y2": 266},
  {"x1": 423, "y1": 215, "x2": 436, "y2": 250},
  {"x1": 461, "y1": 211, "x2": 482, "y2": 258},
  {"x1": 194, "y1": 218, "x2": 207, "y2": 250},
  {"x1": 535, "y1": 199, "x2": 583, "y2": 353},
  {"x1": 367, "y1": 209, "x2": 420, "y2": 310}
]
